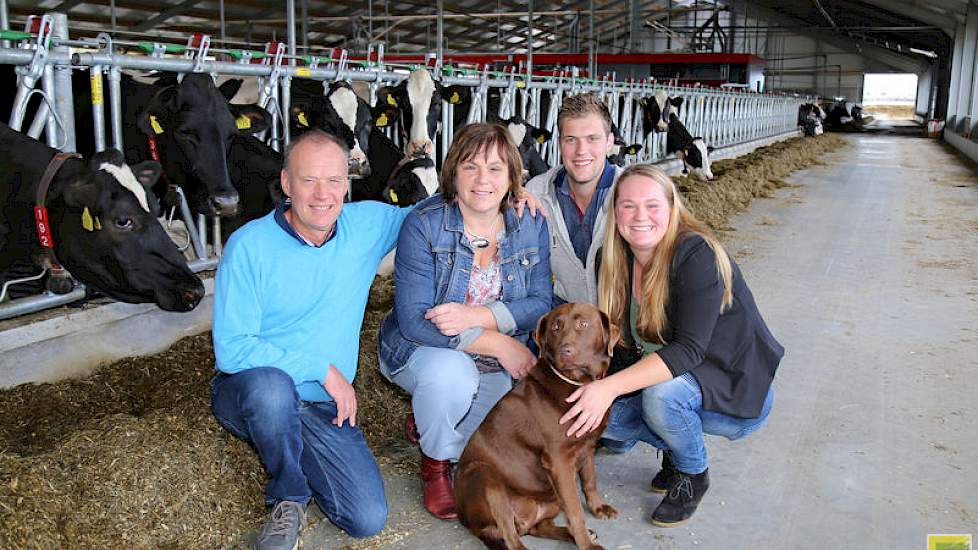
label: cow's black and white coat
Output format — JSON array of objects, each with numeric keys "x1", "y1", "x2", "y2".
[
  {"x1": 666, "y1": 111, "x2": 714, "y2": 181},
  {"x1": 0, "y1": 122, "x2": 204, "y2": 310}
]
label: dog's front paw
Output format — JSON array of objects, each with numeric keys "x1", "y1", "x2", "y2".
[{"x1": 591, "y1": 503, "x2": 618, "y2": 519}]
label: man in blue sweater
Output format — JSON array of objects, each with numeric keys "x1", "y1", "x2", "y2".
[{"x1": 210, "y1": 130, "x2": 410, "y2": 550}]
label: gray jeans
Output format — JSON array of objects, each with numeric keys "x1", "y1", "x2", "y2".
[{"x1": 381, "y1": 346, "x2": 513, "y2": 461}]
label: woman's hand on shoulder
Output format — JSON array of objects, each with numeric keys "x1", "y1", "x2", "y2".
[{"x1": 425, "y1": 303, "x2": 491, "y2": 336}]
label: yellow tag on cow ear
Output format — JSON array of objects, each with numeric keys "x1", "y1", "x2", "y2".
[
  {"x1": 389, "y1": 189, "x2": 399, "y2": 204},
  {"x1": 376, "y1": 113, "x2": 389, "y2": 127},
  {"x1": 297, "y1": 112, "x2": 309, "y2": 127},
  {"x1": 149, "y1": 115, "x2": 164, "y2": 135},
  {"x1": 94, "y1": 216, "x2": 102, "y2": 230},
  {"x1": 235, "y1": 114, "x2": 252, "y2": 130},
  {"x1": 536, "y1": 134, "x2": 546, "y2": 144},
  {"x1": 640, "y1": 98, "x2": 647, "y2": 106},
  {"x1": 81, "y1": 207, "x2": 95, "y2": 231},
  {"x1": 386, "y1": 94, "x2": 398, "y2": 107},
  {"x1": 449, "y1": 91, "x2": 460, "y2": 104}
]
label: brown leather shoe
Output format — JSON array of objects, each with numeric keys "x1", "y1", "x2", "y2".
[
  {"x1": 420, "y1": 453, "x2": 457, "y2": 520},
  {"x1": 405, "y1": 413, "x2": 420, "y2": 445}
]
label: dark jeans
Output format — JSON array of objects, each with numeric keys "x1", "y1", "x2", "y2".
[{"x1": 210, "y1": 367, "x2": 387, "y2": 538}]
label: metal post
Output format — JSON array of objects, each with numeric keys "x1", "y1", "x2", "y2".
[
  {"x1": 436, "y1": 0, "x2": 444, "y2": 67},
  {"x1": 589, "y1": 0, "x2": 595, "y2": 77},
  {"x1": 527, "y1": 0, "x2": 533, "y2": 77},
  {"x1": 300, "y1": 0, "x2": 308, "y2": 52},
  {"x1": 110, "y1": 0, "x2": 117, "y2": 33},
  {"x1": 0, "y1": 0, "x2": 9, "y2": 49},
  {"x1": 287, "y1": 0, "x2": 297, "y2": 59},
  {"x1": 90, "y1": 65, "x2": 106, "y2": 152},
  {"x1": 50, "y1": 12, "x2": 76, "y2": 152},
  {"x1": 219, "y1": 0, "x2": 226, "y2": 44},
  {"x1": 108, "y1": 66, "x2": 124, "y2": 150},
  {"x1": 40, "y1": 63, "x2": 59, "y2": 147}
]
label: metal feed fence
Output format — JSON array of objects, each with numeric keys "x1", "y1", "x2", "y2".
[{"x1": 0, "y1": 12, "x2": 807, "y2": 321}]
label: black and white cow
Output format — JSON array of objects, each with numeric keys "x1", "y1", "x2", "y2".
[
  {"x1": 485, "y1": 114, "x2": 552, "y2": 180},
  {"x1": 380, "y1": 155, "x2": 439, "y2": 207},
  {"x1": 666, "y1": 112, "x2": 714, "y2": 181},
  {"x1": 0, "y1": 122, "x2": 204, "y2": 311},
  {"x1": 641, "y1": 90, "x2": 681, "y2": 136},
  {"x1": 375, "y1": 68, "x2": 445, "y2": 158},
  {"x1": 798, "y1": 103, "x2": 826, "y2": 136},
  {"x1": 75, "y1": 73, "x2": 270, "y2": 218},
  {"x1": 608, "y1": 123, "x2": 643, "y2": 167},
  {"x1": 289, "y1": 80, "x2": 373, "y2": 178}
]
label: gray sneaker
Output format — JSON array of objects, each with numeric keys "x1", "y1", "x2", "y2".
[{"x1": 256, "y1": 500, "x2": 306, "y2": 550}]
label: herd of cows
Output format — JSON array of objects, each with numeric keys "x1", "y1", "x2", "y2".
[{"x1": 1, "y1": 65, "x2": 835, "y2": 316}]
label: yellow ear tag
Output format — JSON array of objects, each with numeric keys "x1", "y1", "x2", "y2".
[
  {"x1": 386, "y1": 94, "x2": 398, "y2": 107},
  {"x1": 640, "y1": 98, "x2": 647, "y2": 106},
  {"x1": 449, "y1": 91, "x2": 460, "y2": 104},
  {"x1": 235, "y1": 114, "x2": 252, "y2": 130},
  {"x1": 94, "y1": 216, "x2": 102, "y2": 230},
  {"x1": 297, "y1": 112, "x2": 309, "y2": 127},
  {"x1": 389, "y1": 189, "x2": 399, "y2": 204},
  {"x1": 81, "y1": 207, "x2": 95, "y2": 231},
  {"x1": 149, "y1": 115, "x2": 164, "y2": 135},
  {"x1": 536, "y1": 134, "x2": 546, "y2": 144},
  {"x1": 376, "y1": 113, "x2": 389, "y2": 127}
]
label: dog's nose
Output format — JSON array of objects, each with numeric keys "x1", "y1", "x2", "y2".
[{"x1": 558, "y1": 344, "x2": 575, "y2": 357}]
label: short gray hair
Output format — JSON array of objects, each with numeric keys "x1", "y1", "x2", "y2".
[{"x1": 282, "y1": 129, "x2": 350, "y2": 172}]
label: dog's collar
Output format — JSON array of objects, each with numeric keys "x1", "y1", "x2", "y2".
[{"x1": 548, "y1": 363, "x2": 584, "y2": 386}]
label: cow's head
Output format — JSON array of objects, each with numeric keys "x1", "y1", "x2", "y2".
[
  {"x1": 608, "y1": 123, "x2": 643, "y2": 167},
  {"x1": 678, "y1": 138, "x2": 714, "y2": 181},
  {"x1": 291, "y1": 82, "x2": 373, "y2": 178},
  {"x1": 52, "y1": 148, "x2": 204, "y2": 311},
  {"x1": 376, "y1": 69, "x2": 444, "y2": 158},
  {"x1": 488, "y1": 114, "x2": 552, "y2": 180},
  {"x1": 136, "y1": 73, "x2": 270, "y2": 217},
  {"x1": 381, "y1": 156, "x2": 437, "y2": 207},
  {"x1": 642, "y1": 91, "x2": 681, "y2": 135}
]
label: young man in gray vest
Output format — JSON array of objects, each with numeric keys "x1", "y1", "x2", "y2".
[{"x1": 526, "y1": 93, "x2": 620, "y2": 306}]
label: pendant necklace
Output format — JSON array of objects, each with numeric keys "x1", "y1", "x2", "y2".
[{"x1": 465, "y1": 214, "x2": 501, "y2": 249}]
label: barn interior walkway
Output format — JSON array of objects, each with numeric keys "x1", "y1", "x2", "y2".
[{"x1": 297, "y1": 133, "x2": 978, "y2": 549}]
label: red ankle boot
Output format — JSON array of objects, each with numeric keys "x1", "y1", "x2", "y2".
[{"x1": 420, "y1": 453, "x2": 457, "y2": 520}]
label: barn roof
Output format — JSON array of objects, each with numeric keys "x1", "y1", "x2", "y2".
[{"x1": 2, "y1": 0, "x2": 966, "y2": 72}]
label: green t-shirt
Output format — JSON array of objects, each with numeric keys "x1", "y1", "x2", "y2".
[{"x1": 630, "y1": 298, "x2": 664, "y2": 356}]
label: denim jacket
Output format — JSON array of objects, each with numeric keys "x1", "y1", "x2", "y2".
[{"x1": 378, "y1": 194, "x2": 553, "y2": 376}]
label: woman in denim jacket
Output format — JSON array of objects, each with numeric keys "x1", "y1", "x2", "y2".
[{"x1": 378, "y1": 123, "x2": 552, "y2": 520}]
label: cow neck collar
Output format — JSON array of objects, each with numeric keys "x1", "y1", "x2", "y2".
[{"x1": 34, "y1": 151, "x2": 82, "y2": 271}]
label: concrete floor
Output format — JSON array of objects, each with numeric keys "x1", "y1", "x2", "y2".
[{"x1": 295, "y1": 133, "x2": 978, "y2": 550}]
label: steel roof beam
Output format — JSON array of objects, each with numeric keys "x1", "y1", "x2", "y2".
[{"x1": 852, "y1": 0, "x2": 956, "y2": 35}]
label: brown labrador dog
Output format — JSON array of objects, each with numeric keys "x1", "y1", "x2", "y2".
[{"x1": 454, "y1": 303, "x2": 621, "y2": 550}]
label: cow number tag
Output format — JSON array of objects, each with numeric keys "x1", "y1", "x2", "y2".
[
  {"x1": 375, "y1": 113, "x2": 389, "y2": 127},
  {"x1": 149, "y1": 115, "x2": 164, "y2": 135},
  {"x1": 81, "y1": 207, "x2": 102, "y2": 232},
  {"x1": 34, "y1": 206, "x2": 54, "y2": 248},
  {"x1": 236, "y1": 115, "x2": 252, "y2": 130},
  {"x1": 386, "y1": 94, "x2": 398, "y2": 107},
  {"x1": 297, "y1": 112, "x2": 309, "y2": 127}
]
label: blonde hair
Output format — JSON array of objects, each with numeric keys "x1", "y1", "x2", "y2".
[
  {"x1": 597, "y1": 164, "x2": 733, "y2": 344},
  {"x1": 440, "y1": 123, "x2": 524, "y2": 209}
]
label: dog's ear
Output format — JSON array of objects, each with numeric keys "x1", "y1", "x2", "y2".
[
  {"x1": 535, "y1": 311, "x2": 551, "y2": 358},
  {"x1": 599, "y1": 309, "x2": 620, "y2": 357}
]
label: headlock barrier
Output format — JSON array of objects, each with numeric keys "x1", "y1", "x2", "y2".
[{"x1": 0, "y1": 11, "x2": 808, "y2": 321}]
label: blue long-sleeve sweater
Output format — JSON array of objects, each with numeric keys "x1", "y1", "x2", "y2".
[{"x1": 213, "y1": 201, "x2": 410, "y2": 402}]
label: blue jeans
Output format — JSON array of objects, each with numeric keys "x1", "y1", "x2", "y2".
[
  {"x1": 210, "y1": 367, "x2": 387, "y2": 537},
  {"x1": 602, "y1": 372, "x2": 774, "y2": 474},
  {"x1": 381, "y1": 346, "x2": 512, "y2": 461}
]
